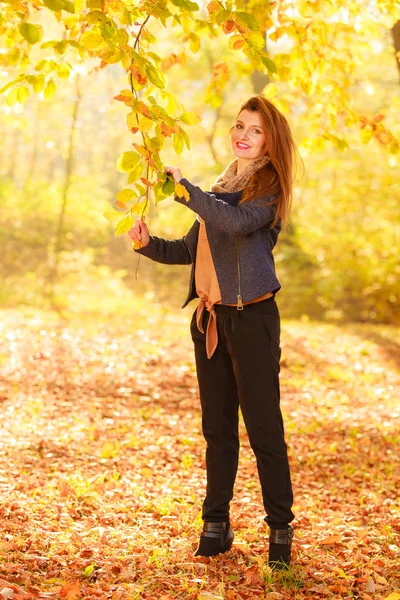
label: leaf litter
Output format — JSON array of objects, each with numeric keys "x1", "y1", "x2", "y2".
[{"x1": 0, "y1": 309, "x2": 399, "y2": 599}]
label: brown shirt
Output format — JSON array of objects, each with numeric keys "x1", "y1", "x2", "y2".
[{"x1": 195, "y1": 216, "x2": 273, "y2": 359}]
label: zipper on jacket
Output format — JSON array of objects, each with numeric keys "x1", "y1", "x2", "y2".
[{"x1": 235, "y1": 238, "x2": 243, "y2": 310}]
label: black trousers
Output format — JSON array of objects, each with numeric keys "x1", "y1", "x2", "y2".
[{"x1": 190, "y1": 295, "x2": 294, "y2": 529}]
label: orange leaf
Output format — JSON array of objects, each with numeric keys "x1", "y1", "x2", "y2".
[
  {"x1": 113, "y1": 94, "x2": 133, "y2": 103},
  {"x1": 115, "y1": 201, "x2": 128, "y2": 209},
  {"x1": 319, "y1": 535, "x2": 341, "y2": 545},
  {"x1": 229, "y1": 35, "x2": 246, "y2": 50},
  {"x1": 60, "y1": 581, "x2": 81, "y2": 600},
  {"x1": 160, "y1": 53, "x2": 180, "y2": 71},
  {"x1": 207, "y1": 0, "x2": 220, "y2": 15},
  {"x1": 222, "y1": 20, "x2": 236, "y2": 34}
]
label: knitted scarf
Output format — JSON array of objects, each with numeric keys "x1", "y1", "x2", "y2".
[{"x1": 210, "y1": 155, "x2": 270, "y2": 193}]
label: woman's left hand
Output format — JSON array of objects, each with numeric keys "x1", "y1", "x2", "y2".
[{"x1": 164, "y1": 165, "x2": 182, "y2": 184}]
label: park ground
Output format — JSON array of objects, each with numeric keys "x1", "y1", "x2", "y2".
[{"x1": 0, "y1": 306, "x2": 399, "y2": 600}]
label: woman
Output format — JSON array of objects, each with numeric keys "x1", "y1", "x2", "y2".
[{"x1": 128, "y1": 95, "x2": 297, "y2": 570}]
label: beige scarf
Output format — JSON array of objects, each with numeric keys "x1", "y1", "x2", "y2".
[{"x1": 210, "y1": 155, "x2": 270, "y2": 193}]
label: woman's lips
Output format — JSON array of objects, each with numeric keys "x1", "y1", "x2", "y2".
[{"x1": 236, "y1": 142, "x2": 250, "y2": 149}]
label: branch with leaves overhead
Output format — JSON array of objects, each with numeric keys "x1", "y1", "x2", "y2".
[{"x1": 1, "y1": 0, "x2": 399, "y2": 239}]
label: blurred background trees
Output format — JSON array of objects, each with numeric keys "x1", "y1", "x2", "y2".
[{"x1": 0, "y1": 0, "x2": 399, "y2": 324}]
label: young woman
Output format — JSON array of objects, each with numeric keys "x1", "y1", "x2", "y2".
[{"x1": 128, "y1": 94, "x2": 298, "y2": 570}]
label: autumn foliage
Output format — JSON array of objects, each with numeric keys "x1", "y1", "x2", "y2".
[{"x1": 0, "y1": 309, "x2": 399, "y2": 598}]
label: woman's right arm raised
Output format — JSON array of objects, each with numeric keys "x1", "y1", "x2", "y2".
[{"x1": 128, "y1": 218, "x2": 194, "y2": 265}]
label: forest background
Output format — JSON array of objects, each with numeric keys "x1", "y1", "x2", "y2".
[{"x1": 0, "y1": 0, "x2": 399, "y2": 324}]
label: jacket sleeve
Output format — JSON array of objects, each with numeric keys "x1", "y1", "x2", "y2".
[
  {"x1": 133, "y1": 227, "x2": 194, "y2": 265},
  {"x1": 175, "y1": 177, "x2": 277, "y2": 236}
]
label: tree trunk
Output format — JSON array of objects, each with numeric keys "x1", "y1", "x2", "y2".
[
  {"x1": 392, "y1": 21, "x2": 400, "y2": 84},
  {"x1": 46, "y1": 75, "x2": 82, "y2": 305}
]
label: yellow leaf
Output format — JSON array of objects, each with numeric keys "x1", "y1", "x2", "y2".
[
  {"x1": 58, "y1": 62, "x2": 70, "y2": 79},
  {"x1": 384, "y1": 594, "x2": 400, "y2": 600},
  {"x1": 126, "y1": 111, "x2": 139, "y2": 131},
  {"x1": 103, "y1": 209, "x2": 123, "y2": 222},
  {"x1": 179, "y1": 111, "x2": 201, "y2": 125},
  {"x1": 127, "y1": 162, "x2": 144, "y2": 184},
  {"x1": 43, "y1": 77, "x2": 56, "y2": 100},
  {"x1": 133, "y1": 240, "x2": 143, "y2": 250},
  {"x1": 6, "y1": 88, "x2": 19, "y2": 106},
  {"x1": 140, "y1": 467, "x2": 153, "y2": 478},
  {"x1": 116, "y1": 151, "x2": 141, "y2": 173},
  {"x1": 81, "y1": 29, "x2": 105, "y2": 50},
  {"x1": 175, "y1": 183, "x2": 190, "y2": 202},
  {"x1": 116, "y1": 188, "x2": 135, "y2": 204}
]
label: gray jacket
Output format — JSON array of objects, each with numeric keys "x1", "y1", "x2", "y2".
[{"x1": 135, "y1": 177, "x2": 282, "y2": 308}]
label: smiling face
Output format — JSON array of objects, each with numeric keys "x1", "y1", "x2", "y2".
[{"x1": 231, "y1": 109, "x2": 267, "y2": 165}]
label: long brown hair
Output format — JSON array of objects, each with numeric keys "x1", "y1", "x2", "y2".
[{"x1": 231, "y1": 95, "x2": 302, "y2": 230}]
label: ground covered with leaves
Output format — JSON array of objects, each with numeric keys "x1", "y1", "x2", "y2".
[{"x1": 0, "y1": 307, "x2": 399, "y2": 600}]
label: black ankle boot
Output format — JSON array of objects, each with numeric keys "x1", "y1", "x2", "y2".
[
  {"x1": 194, "y1": 521, "x2": 234, "y2": 557},
  {"x1": 268, "y1": 525, "x2": 294, "y2": 570}
]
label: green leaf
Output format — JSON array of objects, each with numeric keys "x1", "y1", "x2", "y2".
[
  {"x1": 19, "y1": 23, "x2": 43, "y2": 44},
  {"x1": 115, "y1": 215, "x2": 134, "y2": 236},
  {"x1": 215, "y1": 9, "x2": 231, "y2": 23},
  {"x1": 144, "y1": 63, "x2": 165, "y2": 89},
  {"x1": 180, "y1": 128, "x2": 191, "y2": 150},
  {"x1": 170, "y1": 0, "x2": 199, "y2": 11},
  {"x1": 162, "y1": 176, "x2": 175, "y2": 196},
  {"x1": 260, "y1": 55, "x2": 277, "y2": 73},
  {"x1": 44, "y1": 78, "x2": 56, "y2": 100},
  {"x1": 86, "y1": 9, "x2": 107, "y2": 25},
  {"x1": 43, "y1": 0, "x2": 65, "y2": 10},
  {"x1": 235, "y1": 11, "x2": 259, "y2": 31},
  {"x1": 101, "y1": 22, "x2": 116, "y2": 40},
  {"x1": 116, "y1": 152, "x2": 141, "y2": 173},
  {"x1": 62, "y1": 0, "x2": 75, "y2": 13},
  {"x1": 54, "y1": 41, "x2": 68, "y2": 55},
  {"x1": 242, "y1": 45, "x2": 262, "y2": 68},
  {"x1": 127, "y1": 161, "x2": 144, "y2": 184},
  {"x1": 173, "y1": 133, "x2": 184, "y2": 155},
  {"x1": 135, "y1": 183, "x2": 146, "y2": 196},
  {"x1": 83, "y1": 564, "x2": 95, "y2": 577},
  {"x1": 248, "y1": 32, "x2": 265, "y2": 51}
]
